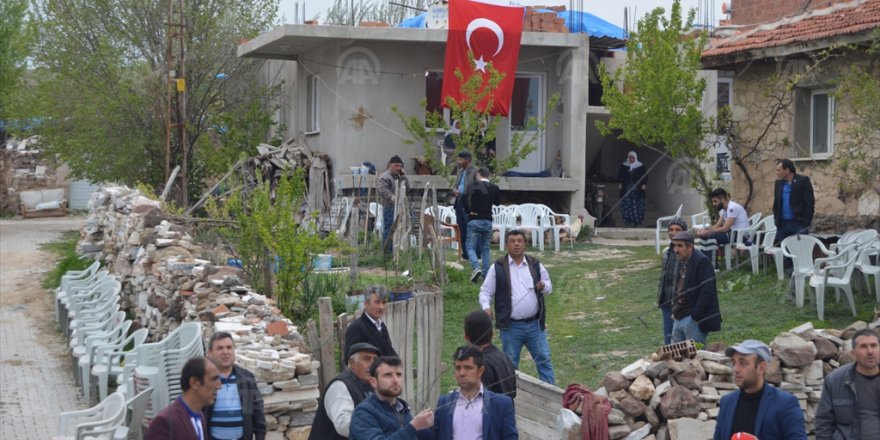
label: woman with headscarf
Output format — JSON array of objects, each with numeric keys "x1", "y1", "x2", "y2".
[{"x1": 617, "y1": 151, "x2": 648, "y2": 227}]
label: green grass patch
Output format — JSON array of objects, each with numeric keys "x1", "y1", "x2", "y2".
[{"x1": 41, "y1": 231, "x2": 97, "y2": 289}]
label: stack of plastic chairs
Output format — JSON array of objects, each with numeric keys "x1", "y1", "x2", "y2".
[
  {"x1": 538, "y1": 205, "x2": 573, "y2": 251},
  {"x1": 89, "y1": 328, "x2": 149, "y2": 403},
  {"x1": 58, "y1": 271, "x2": 115, "y2": 336},
  {"x1": 515, "y1": 204, "x2": 549, "y2": 251},
  {"x1": 55, "y1": 260, "x2": 102, "y2": 322},
  {"x1": 131, "y1": 322, "x2": 204, "y2": 423},
  {"x1": 781, "y1": 234, "x2": 833, "y2": 308},
  {"x1": 492, "y1": 205, "x2": 518, "y2": 250},
  {"x1": 56, "y1": 391, "x2": 127, "y2": 440}
]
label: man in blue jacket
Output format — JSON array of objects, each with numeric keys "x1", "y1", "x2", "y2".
[
  {"x1": 424, "y1": 345, "x2": 518, "y2": 440},
  {"x1": 669, "y1": 231, "x2": 721, "y2": 345},
  {"x1": 714, "y1": 339, "x2": 806, "y2": 440},
  {"x1": 350, "y1": 356, "x2": 434, "y2": 440}
]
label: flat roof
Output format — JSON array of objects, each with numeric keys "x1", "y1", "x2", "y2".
[{"x1": 238, "y1": 24, "x2": 588, "y2": 60}]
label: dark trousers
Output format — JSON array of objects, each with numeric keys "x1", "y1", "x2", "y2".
[{"x1": 454, "y1": 197, "x2": 469, "y2": 259}]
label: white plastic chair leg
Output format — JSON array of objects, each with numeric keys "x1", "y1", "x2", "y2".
[
  {"x1": 843, "y1": 285, "x2": 856, "y2": 316},
  {"x1": 774, "y1": 253, "x2": 784, "y2": 280},
  {"x1": 795, "y1": 275, "x2": 806, "y2": 308},
  {"x1": 814, "y1": 284, "x2": 825, "y2": 320},
  {"x1": 749, "y1": 249, "x2": 759, "y2": 275}
]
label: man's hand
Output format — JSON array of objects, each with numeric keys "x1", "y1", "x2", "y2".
[
  {"x1": 452, "y1": 189, "x2": 460, "y2": 197},
  {"x1": 484, "y1": 308, "x2": 494, "y2": 320},
  {"x1": 411, "y1": 408, "x2": 434, "y2": 430},
  {"x1": 399, "y1": 168, "x2": 406, "y2": 176},
  {"x1": 536, "y1": 281, "x2": 545, "y2": 292}
]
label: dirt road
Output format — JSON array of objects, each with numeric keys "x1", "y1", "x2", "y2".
[{"x1": 0, "y1": 216, "x2": 87, "y2": 438}]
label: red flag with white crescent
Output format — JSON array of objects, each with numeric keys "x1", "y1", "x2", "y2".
[{"x1": 441, "y1": 0, "x2": 524, "y2": 116}]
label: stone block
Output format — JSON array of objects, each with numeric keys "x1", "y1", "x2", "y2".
[
  {"x1": 666, "y1": 417, "x2": 716, "y2": 440},
  {"x1": 629, "y1": 375, "x2": 656, "y2": 401},
  {"x1": 811, "y1": 336, "x2": 838, "y2": 360},
  {"x1": 700, "y1": 360, "x2": 732, "y2": 375},
  {"x1": 841, "y1": 321, "x2": 867, "y2": 340},
  {"x1": 803, "y1": 360, "x2": 824, "y2": 381},
  {"x1": 609, "y1": 424, "x2": 632, "y2": 440},
  {"x1": 556, "y1": 408, "x2": 582, "y2": 440},
  {"x1": 603, "y1": 372, "x2": 632, "y2": 392},
  {"x1": 660, "y1": 385, "x2": 701, "y2": 419},
  {"x1": 623, "y1": 423, "x2": 652, "y2": 440},
  {"x1": 622, "y1": 359, "x2": 652, "y2": 380},
  {"x1": 771, "y1": 332, "x2": 817, "y2": 367},
  {"x1": 267, "y1": 320, "x2": 289, "y2": 336},
  {"x1": 619, "y1": 395, "x2": 647, "y2": 417},
  {"x1": 285, "y1": 426, "x2": 310, "y2": 440}
]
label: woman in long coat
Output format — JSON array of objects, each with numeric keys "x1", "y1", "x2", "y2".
[{"x1": 617, "y1": 151, "x2": 647, "y2": 227}]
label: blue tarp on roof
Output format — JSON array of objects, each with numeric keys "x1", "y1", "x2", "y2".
[{"x1": 397, "y1": 8, "x2": 626, "y2": 41}]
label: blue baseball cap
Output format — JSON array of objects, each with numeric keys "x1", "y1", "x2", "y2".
[{"x1": 725, "y1": 339, "x2": 771, "y2": 362}]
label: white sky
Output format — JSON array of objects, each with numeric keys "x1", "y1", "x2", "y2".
[{"x1": 278, "y1": 1, "x2": 725, "y2": 28}]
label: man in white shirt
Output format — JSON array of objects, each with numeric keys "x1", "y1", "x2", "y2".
[
  {"x1": 479, "y1": 229, "x2": 555, "y2": 385},
  {"x1": 309, "y1": 343, "x2": 381, "y2": 439},
  {"x1": 695, "y1": 188, "x2": 750, "y2": 245}
]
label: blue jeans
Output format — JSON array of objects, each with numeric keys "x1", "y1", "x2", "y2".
[
  {"x1": 382, "y1": 205, "x2": 394, "y2": 253},
  {"x1": 671, "y1": 315, "x2": 707, "y2": 345},
  {"x1": 499, "y1": 320, "x2": 555, "y2": 385},
  {"x1": 660, "y1": 304, "x2": 673, "y2": 345},
  {"x1": 466, "y1": 219, "x2": 492, "y2": 274},
  {"x1": 454, "y1": 198, "x2": 469, "y2": 259}
]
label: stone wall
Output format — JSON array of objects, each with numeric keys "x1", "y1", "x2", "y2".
[
  {"x1": 78, "y1": 186, "x2": 318, "y2": 439},
  {"x1": 726, "y1": 55, "x2": 880, "y2": 232},
  {"x1": 725, "y1": 0, "x2": 853, "y2": 26},
  {"x1": 557, "y1": 320, "x2": 878, "y2": 440}
]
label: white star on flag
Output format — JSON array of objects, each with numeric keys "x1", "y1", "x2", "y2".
[{"x1": 473, "y1": 55, "x2": 488, "y2": 72}]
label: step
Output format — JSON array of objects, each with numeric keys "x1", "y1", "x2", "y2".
[{"x1": 595, "y1": 227, "x2": 656, "y2": 241}]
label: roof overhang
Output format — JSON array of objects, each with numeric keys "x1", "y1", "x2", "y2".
[
  {"x1": 238, "y1": 24, "x2": 589, "y2": 60},
  {"x1": 701, "y1": 28, "x2": 877, "y2": 69}
]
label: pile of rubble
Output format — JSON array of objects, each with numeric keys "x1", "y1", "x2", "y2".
[
  {"x1": 79, "y1": 185, "x2": 320, "y2": 440},
  {"x1": 1, "y1": 136, "x2": 65, "y2": 215},
  {"x1": 557, "y1": 320, "x2": 878, "y2": 440}
]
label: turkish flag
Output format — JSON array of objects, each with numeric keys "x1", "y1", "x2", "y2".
[{"x1": 441, "y1": 0, "x2": 524, "y2": 116}]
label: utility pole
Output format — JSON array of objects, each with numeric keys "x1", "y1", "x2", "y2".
[{"x1": 165, "y1": 0, "x2": 188, "y2": 206}]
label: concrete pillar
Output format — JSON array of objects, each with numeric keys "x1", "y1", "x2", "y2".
[{"x1": 562, "y1": 38, "x2": 589, "y2": 214}]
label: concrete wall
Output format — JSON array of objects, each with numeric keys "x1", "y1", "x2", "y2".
[{"x1": 724, "y1": 54, "x2": 880, "y2": 230}]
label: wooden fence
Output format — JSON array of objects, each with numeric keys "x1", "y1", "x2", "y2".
[
  {"x1": 306, "y1": 291, "x2": 444, "y2": 409},
  {"x1": 515, "y1": 371, "x2": 564, "y2": 439}
]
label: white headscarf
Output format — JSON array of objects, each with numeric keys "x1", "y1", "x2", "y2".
[
  {"x1": 447, "y1": 120, "x2": 461, "y2": 136},
  {"x1": 623, "y1": 151, "x2": 643, "y2": 170}
]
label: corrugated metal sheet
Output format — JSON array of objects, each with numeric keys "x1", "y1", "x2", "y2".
[{"x1": 69, "y1": 180, "x2": 100, "y2": 210}]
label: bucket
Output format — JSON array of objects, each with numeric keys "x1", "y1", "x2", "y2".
[
  {"x1": 390, "y1": 289, "x2": 413, "y2": 302},
  {"x1": 312, "y1": 254, "x2": 332, "y2": 271}
]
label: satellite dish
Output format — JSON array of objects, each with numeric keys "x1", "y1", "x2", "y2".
[{"x1": 722, "y1": 2, "x2": 730, "y2": 14}]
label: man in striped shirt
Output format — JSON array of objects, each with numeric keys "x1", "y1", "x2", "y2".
[{"x1": 205, "y1": 332, "x2": 266, "y2": 440}]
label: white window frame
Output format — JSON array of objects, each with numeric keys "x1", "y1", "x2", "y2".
[
  {"x1": 809, "y1": 89, "x2": 834, "y2": 159},
  {"x1": 305, "y1": 74, "x2": 320, "y2": 135}
]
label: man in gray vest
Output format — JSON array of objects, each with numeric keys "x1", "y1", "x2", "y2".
[
  {"x1": 479, "y1": 229, "x2": 555, "y2": 385},
  {"x1": 309, "y1": 343, "x2": 381, "y2": 439}
]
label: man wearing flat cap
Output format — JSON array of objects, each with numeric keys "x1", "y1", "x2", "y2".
[
  {"x1": 453, "y1": 151, "x2": 478, "y2": 260},
  {"x1": 668, "y1": 231, "x2": 721, "y2": 345},
  {"x1": 378, "y1": 155, "x2": 408, "y2": 254},
  {"x1": 309, "y1": 343, "x2": 381, "y2": 439},
  {"x1": 714, "y1": 340, "x2": 806, "y2": 440}
]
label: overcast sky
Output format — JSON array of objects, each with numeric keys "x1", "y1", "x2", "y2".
[{"x1": 278, "y1": 1, "x2": 724, "y2": 29}]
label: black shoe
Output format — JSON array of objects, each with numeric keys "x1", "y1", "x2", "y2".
[{"x1": 470, "y1": 269, "x2": 482, "y2": 283}]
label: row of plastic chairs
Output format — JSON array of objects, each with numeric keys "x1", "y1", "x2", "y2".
[
  {"x1": 492, "y1": 203, "x2": 574, "y2": 252},
  {"x1": 56, "y1": 389, "x2": 153, "y2": 440}
]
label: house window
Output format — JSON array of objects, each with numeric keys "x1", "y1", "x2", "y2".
[
  {"x1": 717, "y1": 78, "x2": 732, "y2": 114},
  {"x1": 306, "y1": 74, "x2": 319, "y2": 134},
  {"x1": 794, "y1": 88, "x2": 834, "y2": 158},
  {"x1": 510, "y1": 77, "x2": 540, "y2": 130}
]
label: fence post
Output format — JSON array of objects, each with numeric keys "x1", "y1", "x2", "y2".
[{"x1": 317, "y1": 297, "x2": 337, "y2": 388}]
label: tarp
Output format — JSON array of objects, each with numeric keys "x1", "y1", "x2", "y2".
[{"x1": 398, "y1": 8, "x2": 626, "y2": 42}]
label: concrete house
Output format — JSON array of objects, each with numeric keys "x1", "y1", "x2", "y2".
[
  {"x1": 701, "y1": 0, "x2": 880, "y2": 229},
  {"x1": 239, "y1": 10, "x2": 726, "y2": 223}
]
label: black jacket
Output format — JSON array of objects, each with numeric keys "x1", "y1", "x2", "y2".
[
  {"x1": 203, "y1": 364, "x2": 266, "y2": 440},
  {"x1": 492, "y1": 254, "x2": 546, "y2": 331},
  {"x1": 309, "y1": 368, "x2": 373, "y2": 440},
  {"x1": 481, "y1": 344, "x2": 517, "y2": 399},
  {"x1": 677, "y1": 250, "x2": 722, "y2": 334},
  {"x1": 465, "y1": 179, "x2": 501, "y2": 220},
  {"x1": 773, "y1": 174, "x2": 815, "y2": 227},
  {"x1": 343, "y1": 313, "x2": 398, "y2": 359}
]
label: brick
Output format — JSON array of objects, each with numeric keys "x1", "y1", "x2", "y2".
[{"x1": 267, "y1": 320, "x2": 289, "y2": 336}]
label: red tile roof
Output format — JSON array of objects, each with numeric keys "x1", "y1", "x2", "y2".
[{"x1": 702, "y1": 0, "x2": 880, "y2": 59}]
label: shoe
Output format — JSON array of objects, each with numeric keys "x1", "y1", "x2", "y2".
[{"x1": 470, "y1": 269, "x2": 482, "y2": 283}]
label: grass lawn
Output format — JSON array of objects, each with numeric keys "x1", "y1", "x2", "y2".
[{"x1": 375, "y1": 240, "x2": 878, "y2": 394}]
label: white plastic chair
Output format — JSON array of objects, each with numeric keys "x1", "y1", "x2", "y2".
[
  {"x1": 782, "y1": 234, "x2": 833, "y2": 308},
  {"x1": 734, "y1": 216, "x2": 776, "y2": 274},
  {"x1": 808, "y1": 243, "x2": 860, "y2": 320},
  {"x1": 55, "y1": 261, "x2": 102, "y2": 322},
  {"x1": 516, "y1": 204, "x2": 551, "y2": 251},
  {"x1": 690, "y1": 209, "x2": 710, "y2": 229},
  {"x1": 855, "y1": 240, "x2": 880, "y2": 303},
  {"x1": 656, "y1": 205, "x2": 683, "y2": 254},
  {"x1": 424, "y1": 205, "x2": 459, "y2": 251},
  {"x1": 124, "y1": 387, "x2": 154, "y2": 440},
  {"x1": 86, "y1": 328, "x2": 149, "y2": 403},
  {"x1": 539, "y1": 205, "x2": 573, "y2": 251},
  {"x1": 369, "y1": 202, "x2": 382, "y2": 235},
  {"x1": 492, "y1": 205, "x2": 519, "y2": 250},
  {"x1": 57, "y1": 391, "x2": 127, "y2": 440},
  {"x1": 132, "y1": 322, "x2": 203, "y2": 419},
  {"x1": 60, "y1": 275, "x2": 117, "y2": 336}
]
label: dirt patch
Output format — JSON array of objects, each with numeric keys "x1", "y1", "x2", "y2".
[
  {"x1": 580, "y1": 259, "x2": 658, "y2": 282},
  {"x1": 569, "y1": 248, "x2": 634, "y2": 262}
]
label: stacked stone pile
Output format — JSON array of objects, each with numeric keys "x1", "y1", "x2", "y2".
[
  {"x1": 78, "y1": 186, "x2": 320, "y2": 439},
  {"x1": 557, "y1": 320, "x2": 879, "y2": 440},
  {"x1": 1, "y1": 136, "x2": 65, "y2": 215}
]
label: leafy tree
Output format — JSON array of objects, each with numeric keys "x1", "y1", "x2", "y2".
[
  {"x1": 0, "y1": 0, "x2": 35, "y2": 123},
  {"x1": 393, "y1": 59, "x2": 559, "y2": 181},
  {"x1": 597, "y1": 0, "x2": 714, "y2": 198},
  {"x1": 323, "y1": 0, "x2": 427, "y2": 26},
  {"x1": 8, "y1": 0, "x2": 279, "y2": 202},
  {"x1": 833, "y1": 30, "x2": 880, "y2": 199},
  {"x1": 207, "y1": 167, "x2": 341, "y2": 322}
]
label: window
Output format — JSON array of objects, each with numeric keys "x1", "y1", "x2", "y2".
[
  {"x1": 510, "y1": 76, "x2": 540, "y2": 131},
  {"x1": 717, "y1": 78, "x2": 732, "y2": 114},
  {"x1": 306, "y1": 74, "x2": 319, "y2": 133},
  {"x1": 425, "y1": 71, "x2": 450, "y2": 128},
  {"x1": 794, "y1": 88, "x2": 835, "y2": 158}
]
